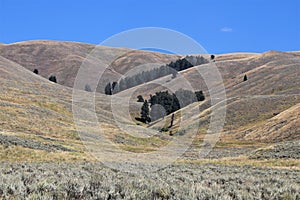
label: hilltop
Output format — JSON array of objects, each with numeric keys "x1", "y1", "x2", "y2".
[{"x1": 0, "y1": 40, "x2": 179, "y2": 92}]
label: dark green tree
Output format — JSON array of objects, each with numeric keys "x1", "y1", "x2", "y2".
[
  {"x1": 141, "y1": 100, "x2": 150, "y2": 123},
  {"x1": 243, "y1": 74, "x2": 248, "y2": 82},
  {"x1": 111, "y1": 81, "x2": 118, "y2": 94},
  {"x1": 171, "y1": 93, "x2": 180, "y2": 111},
  {"x1": 49, "y1": 75, "x2": 57, "y2": 83},
  {"x1": 104, "y1": 83, "x2": 112, "y2": 95},
  {"x1": 169, "y1": 113, "x2": 175, "y2": 128},
  {"x1": 211, "y1": 55, "x2": 215, "y2": 60},
  {"x1": 137, "y1": 95, "x2": 144, "y2": 102},
  {"x1": 195, "y1": 91, "x2": 205, "y2": 101},
  {"x1": 112, "y1": 82, "x2": 117, "y2": 90},
  {"x1": 33, "y1": 69, "x2": 39, "y2": 74}
]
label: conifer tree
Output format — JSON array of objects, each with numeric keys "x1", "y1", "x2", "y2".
[
  {"x1": 49, "y1": 75, "x2": 57, "y2": 83},
  {"x1": 104, "y1": 83, "x2": 112, "y2": 95},
  {"x1": 141, "y1": 100, "x2": 150, "y2": 123}
]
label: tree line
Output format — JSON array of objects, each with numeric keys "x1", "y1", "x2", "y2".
[{"x1": 104, "y1": 56, "x2": 209, "y2": 95}]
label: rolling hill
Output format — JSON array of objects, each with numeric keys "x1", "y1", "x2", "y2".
[
  {"x1": 0, "y1": 41, "x2": 179, "y2": 92},
  {"x1": 0, "y1": 40, "x2": 299, "y2": 199},
  {"x1": 0, "y1": 40, "x2": 299, "y2": 165}
]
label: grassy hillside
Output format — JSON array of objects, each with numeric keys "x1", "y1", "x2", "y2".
[
  {"x1": 0, "y1": 40, "x2": 178, "y2": 93},
  {"x1": 118, "y1": 51, "x2": 300, "y2": 138},
  {"x1": 0, "y1": 54, "x2": 171, "y2": 162},
  {"x1": 0, "y1": 41, "x2": 299, "y2": 166},
  {"x1": 0, "y1": 41, "x2": 299, "y2": 199}
]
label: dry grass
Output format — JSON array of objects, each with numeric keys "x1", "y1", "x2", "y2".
[
  {"x1": 180, "y1": 157, "x2": 300, "y2": 170},
  {"x1": 0, "y1": 162, "x2": 299, "y2": 199},
  {"x1": 0, "y1": 41, "x2": 178, "y2": 92},
  {"x1": 0, "y1": 42, "x2": 299, "y2": 199}
]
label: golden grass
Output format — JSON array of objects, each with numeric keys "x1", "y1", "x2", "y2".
[
  {"x1": 178, "y1": 156, "x2": 300, "y2": 170},
  {"x1": 0, "y1": 43, "x2": 299, "y2": 166},
  {"x1": 214, "y1": 140, "x2": 266, "y2": 148},
  {"x1": 0, "y1": 145, "x2": 95, "y2": 162}
]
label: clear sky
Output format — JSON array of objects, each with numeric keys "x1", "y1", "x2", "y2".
[{"x1": 0, "y1": 0, "x2": 299, "y2": 54}]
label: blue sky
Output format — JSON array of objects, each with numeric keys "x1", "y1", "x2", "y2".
[{"x1": 0, "y1": 0, "x2": 299, "y2": 53}]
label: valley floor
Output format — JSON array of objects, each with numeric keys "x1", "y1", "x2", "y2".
[{"x1": 0, "y1": 162, "x2": 299, "y2": 200}]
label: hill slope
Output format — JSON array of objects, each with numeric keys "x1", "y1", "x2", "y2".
[
  {"x1": 0, "y1": 40, "x2": 299, "y2": 163},
  {"x1": 0, "y1": 51, "x2": 172, "y2": 161},
  {"x1": 0, "y1": 40, "x2": 179, "y2": 92}
]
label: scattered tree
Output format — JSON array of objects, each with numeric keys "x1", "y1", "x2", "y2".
[
  {"x1": 243, "y1": 74, "x2": 248, "y2": 82},
  {"x1": 137, "y1": 95, "x2": 144, "y2": 102},
  {"x1": 33, "y1": 69, "x2": 39, "y2": 74},
  {"x1": 49, "y1": 75, "x2": 57, "y2": 83},
  {"x1": 210, "y1": 55, "x2": 215, "y2": 60}
]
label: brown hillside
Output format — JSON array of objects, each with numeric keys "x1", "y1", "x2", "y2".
[
  {"x1": 0, "y1": 53, "x2": 170, "y2": 161},
  {"x1": 117, "y1": 50, "x2": 300, "y2": 98},
  {"x1": 0, "y1": 40, "x2": 178, "y2": 92},
  {"x1": 0, "y1": 55, "x2": 48, "y2": 83},
  {"x1": 117, "y1": 50, "x2": 300, "y2": 146},
  {"x1": 109, "y1": 50, "x2": 179, "y2": 75},
  {"x1": 0, "y1": 41, "x2": 125, "y2": 88},
  {"x1": 0, "y1": 40, "x2": 299, "y2": 162},
  {"x1": 242, "y1": 103, "x2": 300, "y2": 142}
]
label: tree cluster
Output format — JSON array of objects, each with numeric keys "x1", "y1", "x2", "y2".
[
  {"x1": 139, "y1": 89, "x2": 205, "y2": 123},
  {"x1": 170, "y1": 56, "x2": 208, "y2": 71},
  {"x1": 104, "y1": 56, "x2": 208, "y2": 95}
]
